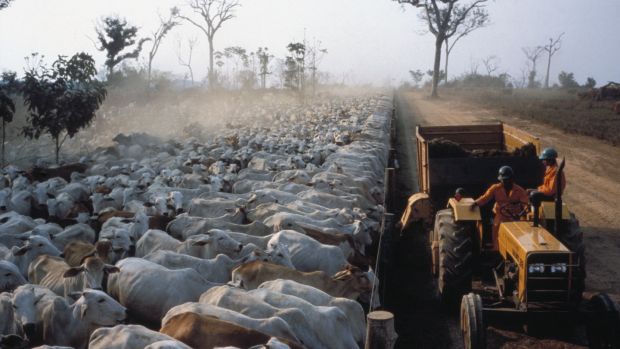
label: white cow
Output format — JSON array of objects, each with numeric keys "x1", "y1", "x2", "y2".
[
  {"x1": 267, "y1": 230, "x2": 348, "y2": 275},
  {"x1": 50, "y1": 223, "x2": 96, "y2": 250},
  {"x1": 200, "y1": 285, "x2": 344, "y2": 349},
  {"x1": 143, "y1": 251, "x2": 267, "y2": 283},
  {"x1": 6, "y1": 236, "x2": 62, "y2": 277},
  {"x1": 247, "y1": 288, "x2": 359, "y2": 349},
  {"x1": 38, "y1": 289, "x2": 126, "y2": 349},
  {"x1": 136, "y1": 229, "x2": 242, "y2": 259},
  {"x1": 107, "y1": 258, "x2": 220, "y2": 325},
  {"x1": 162, "y1": 302, "x2": 300, "y2": 344},
  {"x1": 166, "y1": 214, "x2": 272, "y2": 240},
  {"x1": 89, "y1": 324, "x2": 191, "y2": 349},
  {"x1": 11, "y1": 284, "x2": 58, "y2": 344},
  {"x1": 258, "y1": 279, "x2": 366, "y2": 347},
  {"x1": 0, "y1": 292, "x2": 18, "y2": 335}
]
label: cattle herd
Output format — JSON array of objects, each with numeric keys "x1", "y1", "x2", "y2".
[{"x1": 0, "y1": 93, "x2": 393, "y2": 349}]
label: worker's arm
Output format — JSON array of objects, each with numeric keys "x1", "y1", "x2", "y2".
[{"x1": 474, "y1": 184, "x2": 498, "y2": 207}]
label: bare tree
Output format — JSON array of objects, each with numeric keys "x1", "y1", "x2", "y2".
[
  {"x1": 307, "y1": 40, "x2": 328, "y2": 95},
  {"x1": 176, "y1": 36, "x2": 198, "y2": 86},
  {"x1": 146, "y1": 7, "x2": 180, "y2": 88},
  {"x1": 178, "y1": 0, "x2": 240, "y2": 88},
  {"x1": 522, "y1": 46, "x2": 544, "y2": 88},
  {"x1": 256, "y1": 47, "x2": 273, "y2": 89},
  {"x1": 442, "y1": 6, "x2": 489, "y2": 83},
  {"x1": 541, "y1": 32, "x2": 564, "y2": 89},
  {"x1": 481, "y1": 55, "x2": 499, "y2": 76},
  {"x1": 396, "y1": 0, "x2": 488, "y2": 98}
]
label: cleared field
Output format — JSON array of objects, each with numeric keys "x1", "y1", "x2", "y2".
[{"x1": 434, "y1": 87, "x2": 620, "y2": 145}]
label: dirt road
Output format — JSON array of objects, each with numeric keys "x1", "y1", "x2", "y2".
[{"x1": 401, "y1": 90, "x2": 620, "y2": 294}]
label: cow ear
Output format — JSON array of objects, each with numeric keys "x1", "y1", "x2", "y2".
[
  {"x1": 13, "y1": 245, "x2": 31, "y2": 256},
  {"x1": 34, "y1": 293, "x2": 45, "y2": 305},
  {"x1": 104, "y1": 265, "x2": 120, "y2": 274},
  {"x1": 63, "y1": 266, "x2": 85, "y2": 278},
  {"x1": 80, "y1": 304, "x2": 88, "y2": 319},
  {"x1": 191, "y1": 238, "x2": 210, "y2": 246}
]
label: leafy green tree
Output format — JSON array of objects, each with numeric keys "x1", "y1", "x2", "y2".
[
  {"x1": 96, "y1": 16, "x2": 150, "y2": 79},
  {"x1": 584, "y1": 77, "x2": 596, "y2": 89},
  {"x1": 409, "y1": 69, "x2": 424, "y2": 87},
  {"x1": 21, "y1": 53, "x2": 106, "y2": 164},
  {"x1": 286, "y1": 42, "x2": 306, "y2": 92},
  {"x1": 0, "y1": 71, "x2": 19, "y2": 166},
  {"x1": 558, "y1": 71, "x2": 579, "y2": 89}
]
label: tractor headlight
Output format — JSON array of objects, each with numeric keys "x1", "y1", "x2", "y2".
[
  {"x1": 550, "y1": 263, "x2": 567, "y2": 273},
  {"x1": 528, "y1": 263, "x2": 545, "y2": 274}
]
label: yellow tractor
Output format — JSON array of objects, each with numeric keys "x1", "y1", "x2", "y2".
[{"x1": 402, "y1": 123, "x2": 620, "y2": 349}]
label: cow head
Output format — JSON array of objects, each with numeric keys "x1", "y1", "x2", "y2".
[
  {"x1": 267, "y1": 242, "x2": 295, "y2": 269},
  {"x1": 11, "y1": 285, "x2": 47, "y2": 340},
  {"x1": 190, "y1": 229, "x2": 243, "y2": 256},
  {"x1": 63, "y1": 256, "x2": 119, "y2": 292},
  {"x1": 73, "y1": 289, "x2": 126, "y2": 326},
  {"x1": 0, "y1": 261, "x2": 26, "y2": 292},
  {"x1": 13, "y1": 235, "x2": 61, "y2": 258}
]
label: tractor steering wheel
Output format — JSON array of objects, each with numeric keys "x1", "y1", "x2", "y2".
[{"x1": 499, "y1": 202, "x2": 529, "y2": 221}]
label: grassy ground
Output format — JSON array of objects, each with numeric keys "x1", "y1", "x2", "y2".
[{"x1": 435, "y1": 87, "x2": 620, "y2": 146}]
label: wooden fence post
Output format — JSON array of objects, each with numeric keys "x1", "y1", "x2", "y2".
[{"x1": 365, "y1": 310, "x2": 398, "y2": 349}]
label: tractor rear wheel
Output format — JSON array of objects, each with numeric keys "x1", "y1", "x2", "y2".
[
  {"x1": 460, "y1": 293, "x2": 486, "y2": 349},
  {"x1": 435, "y1": 208, "x2": 473, "y2": 305},
  {"x1": 586, "y1": 293, "x2": 620, "y2": 349}
]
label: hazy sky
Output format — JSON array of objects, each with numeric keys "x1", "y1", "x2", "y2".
[{"x1": 0, "y1": 0, "x2": 618, "y2": 86}]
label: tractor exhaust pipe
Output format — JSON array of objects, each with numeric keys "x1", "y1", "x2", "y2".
[{"x1": 555, "y1": 158, "x2": 566, "y2": 234}]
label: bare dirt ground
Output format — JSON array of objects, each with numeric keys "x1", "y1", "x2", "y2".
[{"x1": 402, "y1": 90, "x2": 620, "y2": 294}]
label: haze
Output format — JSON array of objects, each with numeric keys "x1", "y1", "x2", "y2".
[{"x1": 0, "y1": 0, "x2": 618, "y2": 86}]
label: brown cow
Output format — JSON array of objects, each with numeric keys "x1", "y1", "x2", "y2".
[
  {"x1": 231, "y1": 260, "x2": 372, "y2": 300},
  {"x1": 27, "y1": 163, "x2": 88, "y2": 182},
  {"x1": 62, "y1": 240, "x2": 113, "y2": 267},
  {"x1": 160, "y1": 312, "x2": 304, "y2": 349}
]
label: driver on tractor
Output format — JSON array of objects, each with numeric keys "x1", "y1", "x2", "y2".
[
  {"x1": 470, "y1": 166, "x2": 529, "y2": 250},
  {"x1": 527, "y1": 147, "x2": 566, "y2": 200}
]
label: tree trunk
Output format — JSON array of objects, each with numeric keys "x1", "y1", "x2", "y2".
[
  {"x1": 208, "y1": 36, "x2": 215, "y2": 88},
  {"x1": 444, "y1": 40, "x2": 449, "y2": 85},
  {"x1": 544, "y1": 51, "x2": 552, "y2": 89},
  {"x1": 1, "y1": 119, "x2": 5, "y2": 167},
  {"x1": 55, "y1": 135, "x2": 60, "y2": 165},
  {"x1": 147, "y1": 57, "x2": 153, "y2": 90},
  {"x1": 431, "y1": 37, "x2": 443, "y2": 98}
]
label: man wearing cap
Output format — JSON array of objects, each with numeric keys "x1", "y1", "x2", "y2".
[
  {"x1": 470, "y1": 166, "x2": 529, "y2": 250},
  {"x1": 528, "y1": 147, "x2": 565, "y2": 200}
]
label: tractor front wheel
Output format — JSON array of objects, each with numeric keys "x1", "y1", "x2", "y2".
[
  {"x1": 586, "y1": 293, "x2": 620, "y2": 349},
  {"x1": 435, "y1": 208, "x2": 473, "y2": 305},
  {"x1": 460, "y1": 293, "x2": 486, "y2": 349}
]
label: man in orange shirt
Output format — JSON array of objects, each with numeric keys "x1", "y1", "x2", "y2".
[
  {"x1": 528, "y1": 147, "x2": 565, "y2": 199},
  {"x1": 470, "y1": 166, "x2": 529, "y2": 250}
]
